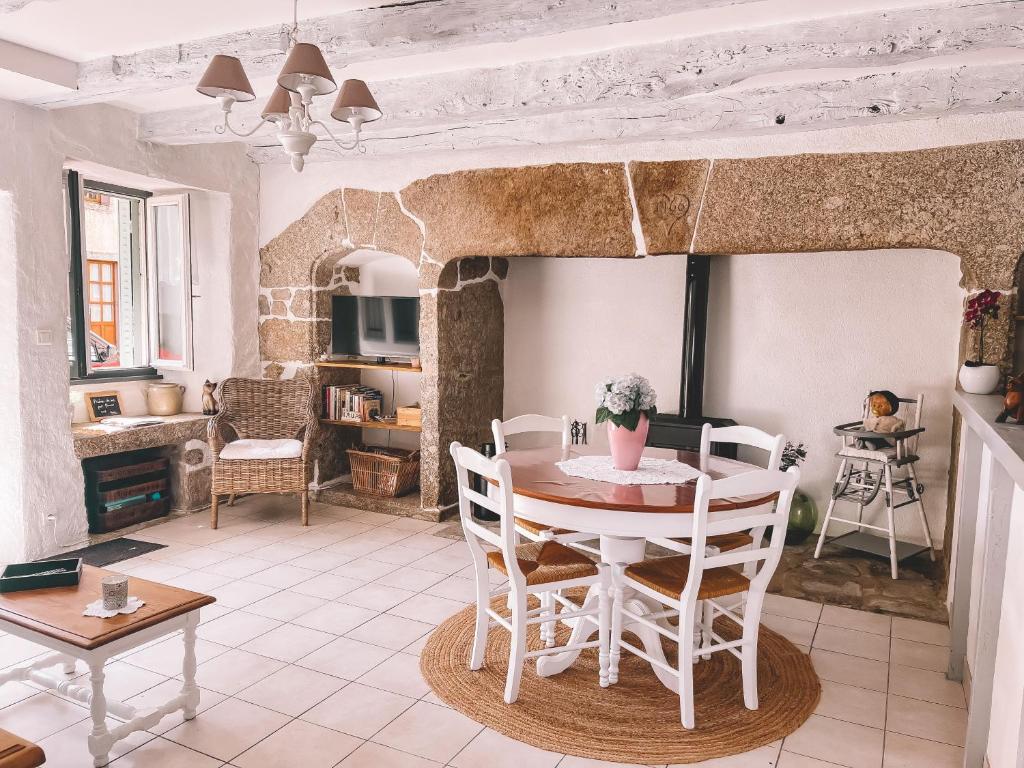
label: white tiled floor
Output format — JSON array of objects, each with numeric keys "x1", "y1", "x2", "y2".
[{"x1": 0, "y1": 496, "x2": 964, "y2": 768}]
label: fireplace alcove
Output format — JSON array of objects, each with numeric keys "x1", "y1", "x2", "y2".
[{"x1": 258, "y1": 143, "x2": 1024, "y2": 545}]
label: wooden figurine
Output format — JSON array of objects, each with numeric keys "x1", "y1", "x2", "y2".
[
  {"x1": 201, "y1": 380, "x2": 219, "y2": 415},
  {"x1": 995, "y1": 374, "x2": 1024, "y2": 424}
]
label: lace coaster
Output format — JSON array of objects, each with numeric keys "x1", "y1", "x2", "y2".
[
  {"x1": 83, "y1": 596, "x2": 146, "y2": 618},
  {"x1": 556, "y1": 455, "x2": 702, "y2": 485}
]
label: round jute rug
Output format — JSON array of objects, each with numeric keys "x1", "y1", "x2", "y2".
[{"x1": 421, "y1": 598, "x2": 820, "y2": 765}]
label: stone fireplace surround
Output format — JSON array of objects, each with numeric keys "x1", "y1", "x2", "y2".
[{"x1": 259, "y1": 141, "x2": 1024, "y2": 530}]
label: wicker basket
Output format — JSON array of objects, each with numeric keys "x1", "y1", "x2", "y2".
[{"x1": 347, "y1": 446, "x2": 421, "y2": 497}]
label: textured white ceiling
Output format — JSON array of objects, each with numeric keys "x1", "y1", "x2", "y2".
[{"x1": 0, "y1": 0, "x2": 386, "y2": 61}]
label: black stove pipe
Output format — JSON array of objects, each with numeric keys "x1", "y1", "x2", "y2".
[{"x1": 680, "y1": 255, "x2": 710, "y2": 419}]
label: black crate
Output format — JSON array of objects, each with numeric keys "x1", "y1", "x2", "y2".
[{"x1": 0, "y1": 558, "x2": 83, "y2": 593}]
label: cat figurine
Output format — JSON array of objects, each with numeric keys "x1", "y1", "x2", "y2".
[{"x1": 201, "y1": 380, "x2": 219, "y2": 415}]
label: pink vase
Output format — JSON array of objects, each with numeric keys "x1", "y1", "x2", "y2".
[{"x1": 607, "y1": 413, "x2": 649, "y2": 471}]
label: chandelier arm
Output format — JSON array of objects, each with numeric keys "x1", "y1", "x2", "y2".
[
  {"x1": 216, "y1": 111, "x2": 274, "y2": 139},
  {"x1": 311, "y1": 119, "x2": 363, "y2": 152}
]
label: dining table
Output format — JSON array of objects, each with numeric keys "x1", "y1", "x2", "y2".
[{"x1": 496, "y1": 443, "x2": 776, "y2": 692}]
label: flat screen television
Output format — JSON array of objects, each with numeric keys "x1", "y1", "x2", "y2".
[{"x1": 331, "y1": 295, "x2": 420, "y2": 359}]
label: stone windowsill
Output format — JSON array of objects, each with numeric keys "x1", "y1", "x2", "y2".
[{"x1": 72, "y1": 413, "x2": 210, "y2": 459}]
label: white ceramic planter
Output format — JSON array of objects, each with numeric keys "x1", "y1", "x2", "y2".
[{"x1": 959, "y1": 363, "x2": 1001, "y2": 395}]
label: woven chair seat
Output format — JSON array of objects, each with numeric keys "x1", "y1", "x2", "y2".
[
  {"x1": 625, "y1": 555, "x2": 749, "y2": 600},
  {"x1": 514, "y1": 517, "x2": 572, "y2": 537},
  {"x1": 486, "y1": 541, "x2": 597, "y2": 586},
  {"x1": 669, "y1": 532, "x2": 753, "y2": 552}
]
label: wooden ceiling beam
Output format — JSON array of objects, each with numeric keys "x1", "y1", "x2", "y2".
[
  {"x1": 27, "y1": 0, "x2": 761, "y2": 108},
  {"x1": 138, "y1": 1, "x2": 1021, "y2": 147},
  {"x1": 240, "y1": 56, "x2": 1023, "y2": 161}
]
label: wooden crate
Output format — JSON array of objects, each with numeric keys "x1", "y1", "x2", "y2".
[
  {"x1": 83, "y1": 449, "x2": 172, "y2": 534},
  {"x1": 396, "y1": 406, "x2": 421, "y2": 428}
]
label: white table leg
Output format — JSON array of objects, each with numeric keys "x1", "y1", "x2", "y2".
[
  {"x1": 86, "y1": 661, "x2": 112, "y2": 768},
  {"x1": 535, "y1": 535, "x2": 679, "y2": 689},
  {"x1": 181, "y1": 611, "x2": 199, "y2": 719},
  {"x1": 60, "y1": 654, "x2": 76, "y2": 675}
]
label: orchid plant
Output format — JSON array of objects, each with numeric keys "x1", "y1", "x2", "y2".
[
  {"x1": 595, "y1": 374, "x2": 657, "y2": 431},
  {"x1": 963, "y1": 289, "x2": 1002, "y2": 366}
]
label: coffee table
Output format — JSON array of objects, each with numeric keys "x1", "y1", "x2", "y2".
[
  {"x1": 0, "y1": 565, "x2": 214, "y2": 767},
  {"x1": 0, "y1": 729, "x2": 44, "y2": 768}
]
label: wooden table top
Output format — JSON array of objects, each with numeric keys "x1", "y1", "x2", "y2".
[
  {"x1": 0, "y1": 730, "x2": 44, "y2": 768},
  {"x1": 0, "y1": 566, "x2": 214, "y2": 651},
  {"x1": 499, "y1": 445, "x2": 776, "y2": 514}
]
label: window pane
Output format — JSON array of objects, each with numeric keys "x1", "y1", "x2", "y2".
[
  {"x1": 153, "y1": 203, "x2": 185, "y2": 363},
  {"x1": 82, "y1": 193, "x2": 139, "y2": 370}
]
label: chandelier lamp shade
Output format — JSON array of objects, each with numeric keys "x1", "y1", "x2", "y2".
[{"x1": 194, "y1": 8, "x2": 382, "y2": 173}]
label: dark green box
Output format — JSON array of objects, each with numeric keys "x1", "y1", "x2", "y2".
[{"x1": 0, "y1": 559, "x2": 83, "y2": 593}]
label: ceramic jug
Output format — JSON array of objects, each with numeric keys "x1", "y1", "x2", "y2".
[{"x1": 146, "y1": 382, "x2": 185, "y2": 416}]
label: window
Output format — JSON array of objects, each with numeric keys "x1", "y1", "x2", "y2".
[{"x1": 66, "y1": 171, "x2": 193, "y2": 380}]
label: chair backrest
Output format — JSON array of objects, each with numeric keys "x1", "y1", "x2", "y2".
[
  {"x1": 219, "y1": 377, "x2": 316, "y2": 440},
  {"x1": 681, "y1": 466, "x2": 800, "y2": 607},
  {"x1": 492, "y1": 414, "x2": 570, "y2": 455},
  {"x1": 699, "y1": 423, "x2": 785, "y2": 472},
  {"x1": 450, "y1": 441, "x2": 529, "y2": 590}
]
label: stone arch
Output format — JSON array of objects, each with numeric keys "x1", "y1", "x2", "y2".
[{"x1": 260, "y1": 141, "x2": 1024, "y2": 518}]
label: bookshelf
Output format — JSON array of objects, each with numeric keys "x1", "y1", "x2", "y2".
[
  {"x1": 315, "y1": 360, "x2": 422, "y2": 373},
  {"x1": 320, "y1": 418, "x2": 421, "y2": 433}
]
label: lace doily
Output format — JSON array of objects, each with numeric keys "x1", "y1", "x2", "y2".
[
  {"x1": 83, "y1": 596, "x2": 146, "y2": 618},
  {"x1": 556, "y1": 455, "x2": 702, "y2": 485}
]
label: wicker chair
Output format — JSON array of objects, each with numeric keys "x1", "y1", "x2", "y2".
[{"x1": 208, "y1": 377, "x2": 318, "y2": 529}]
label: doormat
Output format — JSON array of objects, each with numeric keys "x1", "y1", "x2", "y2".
[{"x1": 37, "y1": 538, "x2": 167, "y2": 568}]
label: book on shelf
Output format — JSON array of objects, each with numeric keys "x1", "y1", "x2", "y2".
[{"x1": 322, "y1": 384, "x2": 384, "y2": 423}]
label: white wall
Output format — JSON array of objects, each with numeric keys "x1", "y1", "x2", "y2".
[
  {"x1": 502, "y1": 255, "x2": 686, "y2": 448},
  {"x1": 0, "y1": 98, "x2": 259, "y2": 562},
  {"x1": 499, "y1": 250, "x2": 962, "y2": 544},
  {"x1": 704, "y1": 250, "x2": 963, "y2": 545}
]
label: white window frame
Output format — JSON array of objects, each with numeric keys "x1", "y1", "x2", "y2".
[{"x1": 146, "y1": 193, "x2": 194, "y2": 370}]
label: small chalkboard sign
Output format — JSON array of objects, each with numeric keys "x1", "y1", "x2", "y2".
[{"x1": 86, "y1": 391, "x2": 124, "y2": 422}]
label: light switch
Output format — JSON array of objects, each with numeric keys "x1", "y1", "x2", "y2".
[{"x1": 36, "y1": 329, "x2": 53, "y2": 346}]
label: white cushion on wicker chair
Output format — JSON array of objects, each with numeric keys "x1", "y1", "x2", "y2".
[{"x1": 220, "y1": 438, "x2": 303, "y2": 460}]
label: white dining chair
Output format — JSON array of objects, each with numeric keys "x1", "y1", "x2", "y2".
[
  {"x1": 450, "y1": 441, "x2": 610, "y2": 703},
  {"x1": 492, "y1": 415, "x2": 600, "y2": 553},
  {"x1": 651, "y1": 423, "x2": 785, "y2": 561},
  {"x1": 610, "y1": 464, "x2": 799, "y2": 728}
]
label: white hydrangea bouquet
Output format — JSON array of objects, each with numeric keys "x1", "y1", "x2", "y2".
[
  {"x1": 595, "y1": 374, "x2": 657, "y2": 470},
  {"x1": 595, "y1": 374, "x2": 657, "y2": 431}
]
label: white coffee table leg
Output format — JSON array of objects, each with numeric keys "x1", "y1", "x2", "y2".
[
  {"x1": 86, "y1": 661, "x2": 112, "y2": 767},
  {"x1": 181, "y1": 611, "x2": 199, "y2": 720}
]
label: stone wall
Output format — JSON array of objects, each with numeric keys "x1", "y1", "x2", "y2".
[{"x1": 260, "y1": 140, "x2": 1024, "y2": 518}]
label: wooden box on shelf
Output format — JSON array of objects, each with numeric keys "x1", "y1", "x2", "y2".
[{"x1": 396, "y1": 406, "x2": 421, "y2": 428}]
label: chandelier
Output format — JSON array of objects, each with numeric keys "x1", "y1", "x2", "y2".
[{"x1": 194, "y1": 2, "x2": 381, "y2": 172}]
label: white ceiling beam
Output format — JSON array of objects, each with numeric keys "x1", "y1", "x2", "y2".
[
  {"x1": 0, "y1": 0, "x2": 52, "y2": 11},
  {"x1": 0, "y1": 39, "x2": 76, "y2": 89},
  {"x1": 243, "y1": 56, "x2": 1024, "y2": 161},
  {"x1": 29, "y1": 0, "x2": 766, "y2": 108},
  {"x1": 138, "y1": 1, "x2": 1020, "y2": 144}
]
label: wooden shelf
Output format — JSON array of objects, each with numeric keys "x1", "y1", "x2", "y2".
[
  {"x1": 315, "y1": 360, "x2": 422, "y2": 373},
  {"x1": 320, "y1": 418, "x2": 421, "y2": 433}
]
